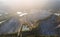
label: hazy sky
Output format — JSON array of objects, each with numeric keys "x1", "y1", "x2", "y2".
[
  {"x1": 0, "y1": 0, "x2": 60, "y2": 20},
  {"x1": 0, "y1": 0, "x2": 60, "y2": 10},
  {"x1": 0, "y1": 0, "x2": 60, "y2": 13},
  {"x1": 0, "y1": 0, "x2": 49, "y2": 10}
]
